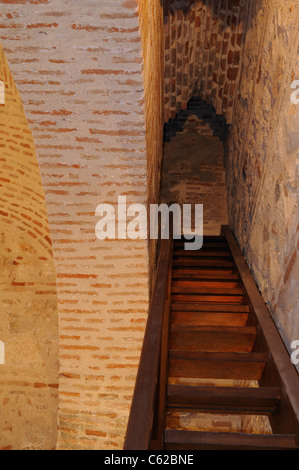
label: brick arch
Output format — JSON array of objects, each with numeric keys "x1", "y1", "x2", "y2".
[{"x1": 0, "y1": 45, "x2": 59, "y2": 450}]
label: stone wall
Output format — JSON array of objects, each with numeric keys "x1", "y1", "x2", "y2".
[
  {"x1": 0, "y1": 45, "x2": 59, "y2": 450},
  {"x1": 225, "y1": 0, "x2": 299, "y2": 367},
  {"x1": 0, "y1": 0, "x2": 161, "y2": 450}
]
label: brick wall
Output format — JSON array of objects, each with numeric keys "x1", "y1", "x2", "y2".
[
  {"x1": 225, "y1": 0, "x2": 299, "y2": 368},
  {"x1": 0, "y1": 0, "x2": 158, "y2": 450},
  {"x1": 163, "y1": 0, "x2": 250, "y2": 124},
  {"x1": 0, "y1": 45, "x2": 59, "y2": 450}
]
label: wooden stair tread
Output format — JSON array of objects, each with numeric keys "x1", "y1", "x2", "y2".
[
  {"x1": 172, "y1": 271, "x2": 238, "y2": 279},
  {"x1": 170, "y1": 326, "x2": 256, "y2": 353},
  {"x1": 175, "y1": 236, "x2": 226, "y2": 243},
  {"x1": 174, "y1": 250, "x2": 231, "y2": 258},
  {"x1": 169, "y1": 351, "x2": 267, "y2": 380},
  {"x1": 173, "y1": 259, "x2": 234, "y2": 267},
  {"x1": 172, "y1": 286, "x2": 243, "y2": 295},
  {"x1": 172, "y1": 279, "x2": 243, "y2": 293},
  {"x1": 171, "y1": 310, "x2": 249, "y2": 327},
  {"x1": 170, "y1": 350, "x2": 268, "y2": 361},
  {"x1": 172, "y1": 288, "x2": 244, "y2": 296},
  {"x1": 171, "y1": 303, "x2": 251, "y2": 312},
  {"x1": 170, "y1": 325, "x2": 257, "y2": 333},
  {"x1": 172, "y1": 293, "x2": 246, "y2": 304},
  {"x1": 164, "y1": 430, "x2": 299, "y2": 450},
  {"x1": 167, "y1": 384, "x2": 281, "y2": 414},
  {"x1": 173, "y1": 244, "x2": 228, "y2": 251},
  {"x1": 173, "y1": 276, "x2": 240, "y2": 283}
]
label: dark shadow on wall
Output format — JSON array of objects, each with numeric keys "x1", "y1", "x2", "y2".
[{"x1": 164, "y1": 96, "x2": 228, "y2": 142}]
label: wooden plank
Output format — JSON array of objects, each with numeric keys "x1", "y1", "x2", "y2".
[
  {"x1": 174, "y1": 236, "x2": 226, "y2": 243},
  {"x1": 155, "y1": 265, "x2": 172, "y2": 448},
  {"x1": 171, "y1": 311, "x2": 249, "y2": 327},
  {"x1": 172, "y1": 270, "x2": 238, "y2": 279},
  {"x1": 174, "y1": 242, "x2": 227, "y2": 249},
  {"x1": 172, "y1": 279, "x2": 241, "y2": 290},
  {"x1": 172, "y1": 286, "x2": 244, "y2": 295},
  {"x1": 173, "y1": 259, "x2": 234, "y2": 267},
  {"x1": 171, "y1": 303, "x2": 250, "y2": 312},
  {"x1": 172, "y1": 293, "x2": 245, "y2": 304},
  {"x1": 174, "y1": 250, "x2": 231, "y2": 258},
  {"x1": 169, "y1": 326, "x2": 257, "y2": 353},
  {"x1": 169, "y1": 351, "x2": 267, "y2": 380},
  {"x1": 165, "y1": 431, "x2": 299, "y2": 450},
  {"x1": 167, "y1": 385, "x2": 281, "y2": 414}
]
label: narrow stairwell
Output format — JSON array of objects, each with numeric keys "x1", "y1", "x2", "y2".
[
  {"x1": 124, "y1": 227, "x2": 299, "y2": 450},
  {"x1": 124, "y1": 101, "x2": 299, "y2": 451},
  {"x1": 165, "y1": 230, "x2": 298, "y2": 450}
]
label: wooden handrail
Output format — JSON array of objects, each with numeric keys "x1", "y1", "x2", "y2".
[{"x1": 124, "y1": 235, "x2": 173, "y2": 450}]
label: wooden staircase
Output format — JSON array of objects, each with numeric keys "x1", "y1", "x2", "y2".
[{"x1": 124, "y1": 226, "x2": 299, "y2": 450}]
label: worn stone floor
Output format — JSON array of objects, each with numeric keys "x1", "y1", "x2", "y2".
[{"x1": 160, "y1": 114, "x2": 228, "y2": 236}]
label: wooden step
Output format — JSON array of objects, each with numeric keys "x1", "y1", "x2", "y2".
[
  {"x1": 170, "y1": 326, "x2": 257, "y2": 353},
  {"x1": 171, "y1": 310, "x2": 249, "y2": 327},
  {"x1": 175, "y1": 236, "x2": 226, "y2": 242},
  {"x1": 169, "y1": 351, "x2": 267, "y2": 380},
  {"x1": 172, "y1": 286, "x2": 244, "y2": 296},
  {"x1": 174, "y1": 242, "x2": 228, "y2": 250},
  {"x1": 172, "y1": 279, "x2": 241, "y2": 291},
  {"x1": 167, "y1": 385, "x2": 281, "y2": 414},
  {"x1": 164, "y1": 430, "x2": 299, "y2": 450},
  {"x1": 174, "y1": 236, "x2": 226, "y2": 244},
  {"x1": 171, "y1": 303, "x2": 250, "y2": 312},
  {"x1": 173, "y1": 259, "x2": 234, "y2": 268},
  {"x1": 174, "y1": 250, "x2": 231, "y2": 258},
  {"x1": 172, "y1": 293, "x2": 245, "y2": 304},
  {"x1": 172, "y1": 269, "x2": 237, "y2": 279}
]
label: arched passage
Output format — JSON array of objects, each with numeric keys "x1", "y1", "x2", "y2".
[{"x1": 161, "y1": 96, "x2": 229, "y2": 235}]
